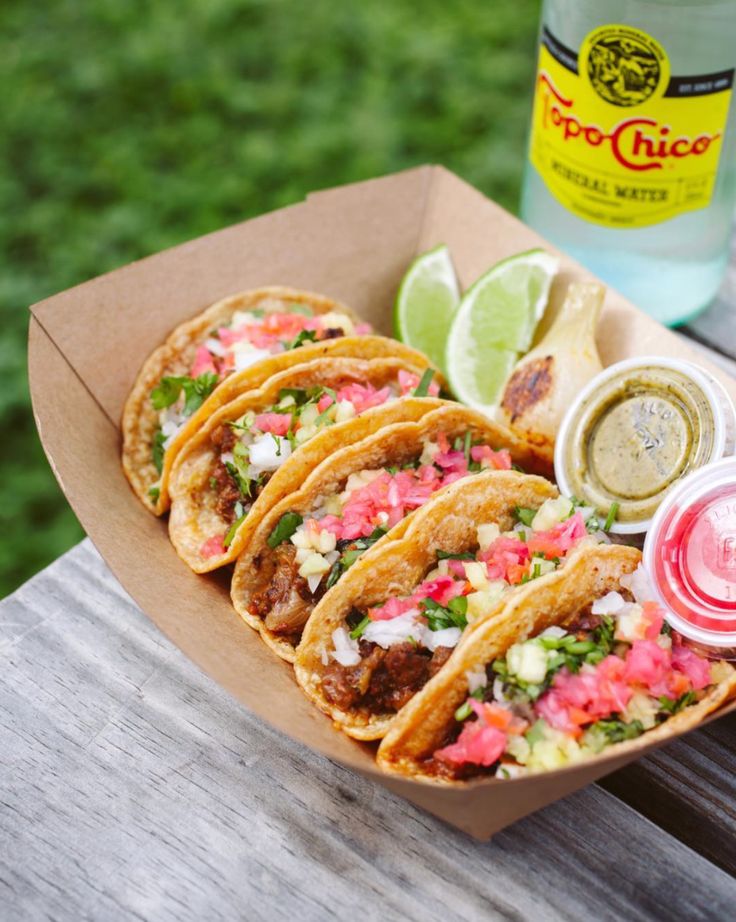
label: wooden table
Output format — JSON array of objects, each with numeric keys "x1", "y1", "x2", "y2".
[{"x1": 4, "y1": 245, "x2": 736, "y2": 921}]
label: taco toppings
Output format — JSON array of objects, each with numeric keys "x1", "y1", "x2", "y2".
[
  {"x1": 150, "y1": 304, "x2": 370, "y2": 469},
  {"x1": 249, "y1": 432, "x2": 515, "y2": 641},
  {"x1": 200, "y1": 372, "x2": 441, "y2": 555},
  {"x1": 428, "y1": 568, "x2": 727, "y2": 781},
  {"x1": 319, "y1": 496, "x2": 606, "y2": 715}
]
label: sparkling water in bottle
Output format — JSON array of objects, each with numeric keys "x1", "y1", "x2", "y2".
[{"x1": 520, "y1": 0, "x2": 736, "y2": 326}]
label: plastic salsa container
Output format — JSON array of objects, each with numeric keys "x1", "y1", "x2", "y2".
[
  {"x1": 643, "y1": 458, "x2": 736, "y2": 650},
  {"x1": 555, "y1": 357, "x2": 736, "y2": 535}
]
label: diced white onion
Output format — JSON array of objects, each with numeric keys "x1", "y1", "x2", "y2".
[
  {"x1": 248, "y1": 433, "x2": 292, "y2": 474},
  {"x1": 423, "y1": 626, "x2": 462, "y2": 652},
  {"x1": 539, "y1": 625, "x2": 566, "y2": 639},
  {"x1": 220, "y1": 451, "x2": 234, "y2": 466},
  {"x1": 591, "y1": 591, "x2": 627, "y2": 616},
  {"x1": 204, "y1": 337, "x2": 227, "y2": 358},
  {"x1": 331, "y1": 627, "x2": 361, "y2": 667},
  {"x1": 465, "y1": 667, "x2": 487, "y2": 694},
  {"x1": 233, "y1": 346, "x2": 271, "y2": 373},
  {"x1": 307, "y1": 573, "x2": 324, "y2": 594},
  {"x1": 362, "y1": 610, "x2": 421, "y2": 648},
  {"x1": 620, "y1": 564, "x2": 655, "y2": 606},
  {"x1": 493, "y1": 677, "x2": 508, "y2": 702}
]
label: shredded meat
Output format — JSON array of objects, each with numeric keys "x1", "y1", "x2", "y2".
[
  {"x1": 428, "y1": 645, "x2": 453, "y2": 678},
  {"x1": 322, "y1": 328, "x2": 344, "y2": 340},
  {"x1": 211, "y1": 423, "x2": 236, "y2": 453},
  {"x1": 322, "y1": 641, "x2": 455, "y2": 714},
  {"x1": 322, "y1": 643, "x2": 387, "y2": 711},
  {"x1": 210, "y1": 462, "x2": 240, "y2": 521},
  {"x1": 249, "y1": 545, "x2": 314, "y2": 639}
]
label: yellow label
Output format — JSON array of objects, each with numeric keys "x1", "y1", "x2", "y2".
[{"x1": 529, "y1": 24, "x2": 733, "y2": 228}]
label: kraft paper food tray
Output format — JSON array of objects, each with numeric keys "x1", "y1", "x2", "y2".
[{"x1": 28, "y1": 165, "x2": 736, "y2": 839}]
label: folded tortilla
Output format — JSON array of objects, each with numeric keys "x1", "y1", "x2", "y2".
[
  {"x1": 231, "y1": 404, "x2": 548, "y2": 663},
  {"x1": 168, "y1": 356, "x2": 445, "y2": 572},
  {"x1": 122, "y1": 285, "x2": 433, "y2": 515},
  {"x1": 295, "y1": 470, "x2": 559, "y2": 740},
  {"x1": 376, "y1": 545, "x2": 736, "y2": 784}
]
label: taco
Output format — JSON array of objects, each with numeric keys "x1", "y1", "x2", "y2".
[
  {"x1": 376, "y1": 545, "x2": 736, "y2": 784},
  {"x1": 295, "y1": 473, "x2": 615, "y2": 740},
  {"x1": 122, "y1": 285, "x2": 433, "y2": 514},
  {"x1": 168, "y1": 357, "x2": 445, "y2": 572},
  {"x1": 231, "y1": 405, "x2": 548, "y2": 663}
]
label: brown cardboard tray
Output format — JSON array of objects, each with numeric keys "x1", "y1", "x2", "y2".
[{"x1": 28, "y1": 165, "x2": 736, "y2": 838}]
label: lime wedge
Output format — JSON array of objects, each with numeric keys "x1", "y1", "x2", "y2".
[
  {"x1": 446, "y1": 249, "x2": 558, "y2": 413},
  {"x1": 394, "y1": 244, "x2": 460, "y2": 375}
]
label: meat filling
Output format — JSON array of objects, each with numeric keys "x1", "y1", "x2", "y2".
[
  {"x1": 209, "y1": 423, "x2": 270, "y2": 522},
  {"x1": 249, "y1": 544, "x2": 323, "y2": 641},
  {"x1": 322, "y1": 640, "x2": 454, "y2": 714}
]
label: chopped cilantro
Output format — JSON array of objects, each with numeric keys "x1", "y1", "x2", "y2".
[
  {"x1": 463, "y1": 431, "x2": 472, "y2": 466},
  {"x1": 152, "y1": 430, "x2": 167, "y2": 474},
  {"x1": 659, "y1": 691, "x2": 697, "y2": 715},
  {"x1": 329, "y1": 527, "x2": 388, "y2": 586},
  {"x1": 422, "y1": 595, "x2": 468, "y2": 632},
  {"x1": 604, "y1": 501, "x2": 620, "y2": 532},
  {"x1": 289, "y1": 304, "x2": 313, "y2": 316},
  {"x1": 223, "y1": 513, "x2": 247, "y2": 548},
  {"x1": 286, "y1": 329, "x2": 318, "y2": 350},
  {"x1": 436, "y1": 549, "x2": 475, "y2": 561},
  {"x1": 589, "y1": 718, "x2": 644, "y2": 744},
  {"x1": 413, "y1": 368, "x2": 435, "y2": 397},
  {"x1": 267, "y1": 511, "x2": 304, "y2": 548},
  {"x1": 150, "y1": 372, "x2": 218, "y2": 416},
  {"x1": 514, "y1": 506, "x2": 537, "y2": 527},
  {"x1": 349, "y1": 614, "x2": 371, "y2": 640},
  {"x1": 209, "y1": 476, "x2": 219, "y2": 490},
  {"x1": 525, "y1": 719, "x2": 547, "y2": 746},
  {"x1": 454, "y1": 687, "x2": 484, "y2": 721},
  {"x1": 148, "y1": 486, "x2": 160, "y2": 502}
]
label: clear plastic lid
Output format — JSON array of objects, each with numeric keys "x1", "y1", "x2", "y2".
[{"x1": 643, "y1": 457, "x2": 736, "y2": 648}]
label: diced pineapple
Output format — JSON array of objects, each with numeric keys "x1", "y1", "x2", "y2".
[
  {"x1": 614, "y1": 603, "x2": 647, "y2": 642},
  {"x1": 535, "y1": 557, "x2": 557, "y2": 577},
  {"x1": 298, "y1": 552, "x2": 331, "y2": 578},
  {"x1": 300, "y1": 405, "x2": 319, "y2": 428},
  {"x1": 463, "y1": 561, "x2": 489, "y2": 591},
  {"x1": 419, "y1": 438, "x2": 439, "y2": 465},
  {"x1": 323, "y1": 494, "x2": 343, "y2": 516},
  {"x1": 290, "y1": 527, "x2": 311, "y2": 549},
  {"x1": 624, "y1": 692, "x2": 659, "y2": 730},
  {"x1": 476, "y1": 523, "x2": 500, "y2": 551},
  {"x1": 295, "y1": 547, "x2": 312, "y2": 565},
  {"x1": 466, "y1": 584, "x2": 506, "y2": 623},
  {"x1": 295, "y1": 424, "x2": 316, "y2": 444},
  {"x1": 316, "y1": 529, "x2": 337, "y2": 554},
  {"x1": 531, "y1": 496, "x2": 574, "y2": 532},
  {"x1": 342, "y1": 469, "x2": 382, "y2": 497},
  {"x1": 318, "y1": 312, "x2": 355, "y2": 335},
  {"x1": 335, "y1": 400, "x2": 357, "y2": 423},
  {"x1": 505, "y1": 733, "x2": 531, "y2": 764},
  {"x1": 507, "y1": 641, "x2": 548, "y2": 683}
]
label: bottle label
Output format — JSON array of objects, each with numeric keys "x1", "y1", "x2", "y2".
[{"x1": 529, "y1": 24, "x2": 734, "y2": 228}]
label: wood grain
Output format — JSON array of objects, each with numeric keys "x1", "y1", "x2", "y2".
[{"x1": 2, "y1": 541, "x2": 736, "y2": 921}]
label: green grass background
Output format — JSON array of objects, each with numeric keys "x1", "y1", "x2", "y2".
[{"x1": 1, "y1": 0, "x2": 540, "y2": 597}]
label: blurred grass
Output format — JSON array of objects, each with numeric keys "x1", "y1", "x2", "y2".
[{"x1": 0, "y1": 0, "x2": 539, "y2": 597}]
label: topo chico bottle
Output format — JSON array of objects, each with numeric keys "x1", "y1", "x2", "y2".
[{"x1": 520, "y1": 0, "x2": 736, "y2": 326}]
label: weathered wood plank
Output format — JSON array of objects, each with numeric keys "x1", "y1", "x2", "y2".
[
  {"x1": 601, "y1": 715, "x2": 736, "y2": 876},
  {"x1": 1, "y1": 542, "x2": 735, "y2": 922}
]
